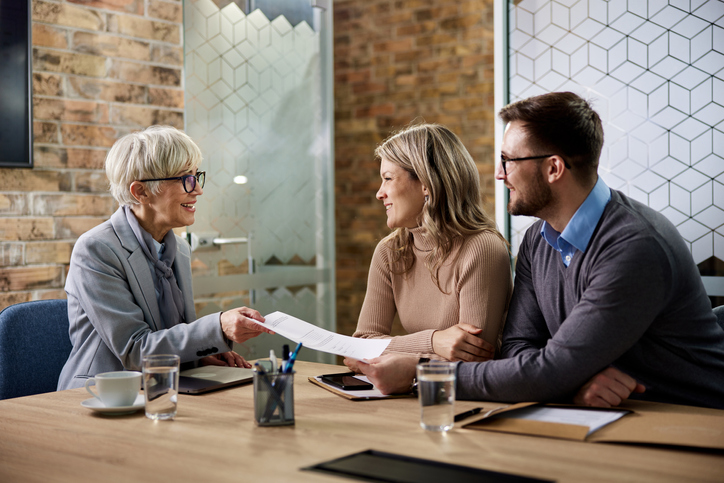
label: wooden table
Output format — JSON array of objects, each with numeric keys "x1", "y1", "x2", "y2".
[{"x1": 1, "y1": 361, "x2": 722, "y2": 482}]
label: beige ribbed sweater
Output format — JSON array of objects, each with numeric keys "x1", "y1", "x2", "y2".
[{"x1": 354, "y1": 227, "x2": 513, "y2": 359}]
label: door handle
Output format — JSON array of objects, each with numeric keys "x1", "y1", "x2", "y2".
[{"x1": 212, "y1": 237, "x2": 248, "y2": 245}]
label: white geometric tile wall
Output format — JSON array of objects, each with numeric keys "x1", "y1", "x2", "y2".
[
  {"x1": 507, "y1": 0, "x2": 724, "y2": 266},
  {"x1": 184, "y1": 0, "x2": 323, "y2": 267}
]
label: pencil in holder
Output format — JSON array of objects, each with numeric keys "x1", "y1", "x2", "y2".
[{"x1": 253, "y1": 370, "x2": 295, "y2": 426}]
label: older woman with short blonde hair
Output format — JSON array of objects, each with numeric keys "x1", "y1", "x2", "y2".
[
  {"x1": 58, "y1": 125, "x2": 272, "y2": 390},
  {"x1": 349, "y1": 123, "x2": 512, "y2": 365}
]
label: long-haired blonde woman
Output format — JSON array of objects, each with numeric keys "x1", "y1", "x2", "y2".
[{"x1": 350, "y1": 123, "x2": 512, "y2": 364}]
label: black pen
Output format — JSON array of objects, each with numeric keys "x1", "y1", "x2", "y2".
[
  {"x1": 281, "y1": 344, "x2": 290, "y2": 372},
  {"x1": 454, "y1": 407, "x2": 484, "y2": 422}
]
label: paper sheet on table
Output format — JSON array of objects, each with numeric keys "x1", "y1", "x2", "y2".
[
  {"x1": 257, "y1": 311, "x2": 391, "y2": 360},
  {"x1": 504, "y1": 407, "x2": 628, "y2": 436}
]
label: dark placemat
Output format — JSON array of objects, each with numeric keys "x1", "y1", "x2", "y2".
[{"x1": 302, "y1": 449, "x2": 554, "y2": 483}]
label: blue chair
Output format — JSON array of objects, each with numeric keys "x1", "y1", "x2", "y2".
[{"x1": 0, "y1": 299, "x2": 71, "y2": 399}]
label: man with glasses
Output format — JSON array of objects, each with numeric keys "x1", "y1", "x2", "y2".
[{"x1": 357, "y1": 92, "x2": 724, "y2": 409}]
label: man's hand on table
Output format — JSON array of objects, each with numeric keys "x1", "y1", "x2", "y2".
[
  {"x1": 354, "y1": 354, "x2": 418, "y2": 395},
  {"x1": 574, "y1": 366, "x2": 646, "y2": 407}
]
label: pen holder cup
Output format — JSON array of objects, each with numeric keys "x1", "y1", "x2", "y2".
[{"x1": 253, "y1": 371, "x2": 295, "y2": 426}]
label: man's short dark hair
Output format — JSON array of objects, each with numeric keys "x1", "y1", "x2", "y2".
[{"x1": 499, "y1": 92, "x2": 604, "y2": 180}]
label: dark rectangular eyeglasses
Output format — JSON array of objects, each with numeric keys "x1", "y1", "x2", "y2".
[
  {"x1": 500, "y1": 155, "x2": 570, "y2": 176},
  {"x1": 140, "y1": 171, "x2": 206, "y2": 193}
]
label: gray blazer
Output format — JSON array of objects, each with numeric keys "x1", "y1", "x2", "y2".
[{"x1": 58, "y1": 208, "x2": 231, "y2": 390}]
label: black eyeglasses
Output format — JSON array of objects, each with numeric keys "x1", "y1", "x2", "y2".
[
  {"x1": 139, "y1": 171, "x2": 206, "y2": 193},
  {"x1": 500, "y1": 155, "x2": 570, "y2": 176}
]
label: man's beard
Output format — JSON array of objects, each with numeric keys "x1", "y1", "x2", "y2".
[{"x1": 507, "y1": 169, "x2": 552, "y2": 217}]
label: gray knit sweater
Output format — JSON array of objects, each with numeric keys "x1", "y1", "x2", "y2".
[{"x1": 457, "y1": 189, "x2": 724, "y2": 409}]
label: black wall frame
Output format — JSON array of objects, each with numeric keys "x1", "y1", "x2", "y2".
[{"x1": 0, "y1": 0, "x2": 33, "y2": 168}]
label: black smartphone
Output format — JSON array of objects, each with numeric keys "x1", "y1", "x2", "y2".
[{"x1": 320, "y1": 372, "x2": 373, "y2": 391}]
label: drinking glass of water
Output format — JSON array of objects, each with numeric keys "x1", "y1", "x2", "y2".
[
  {"x1": 416, "y1": 361, "x2": 456, "y2": 432},
  {"x1": 142, "y1": 354, "x2": 180, "y2": 420}
]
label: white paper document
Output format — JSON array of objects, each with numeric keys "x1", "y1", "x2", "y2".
[
  {"x1": 256, "y1": 311, "x2": 391, "y2": 361},
  {"x1": 506, "y1": 407, "x2": 628, "y2": 436}
]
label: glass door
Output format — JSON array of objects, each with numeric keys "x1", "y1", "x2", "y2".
[{"x1": 183, "y1": 0, "x2": 335, "y2": 362}]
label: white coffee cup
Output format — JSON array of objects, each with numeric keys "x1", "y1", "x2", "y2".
[{"x1": 85, "y1": 371, "x2": 142, "y2": 407}]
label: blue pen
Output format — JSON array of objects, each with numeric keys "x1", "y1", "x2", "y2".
[{"x1": 284, "y1": 342, "x2": 302, "y2": 373}]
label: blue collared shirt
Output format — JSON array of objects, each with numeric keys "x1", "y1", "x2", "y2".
[{"x1": 541, "y1": 176, "x2": 611, "y2": 267}]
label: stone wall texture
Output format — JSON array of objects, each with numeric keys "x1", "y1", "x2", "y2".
[
  {"x1": 333, "y1": 0, "x2": 497, "y2": 336},
  {"x1": 0, "y1": 0, "x2": 184, "y2": 308}
]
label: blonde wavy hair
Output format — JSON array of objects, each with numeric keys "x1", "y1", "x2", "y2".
[
  {"x1": 376, "y1": 123, "x2": 507, "y2": 290},
  {"x1": 105, "y1": 125, "x2": 202, "y2": 206}
]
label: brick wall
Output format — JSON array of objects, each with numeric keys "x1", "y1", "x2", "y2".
[
  {"x1": 1, "y1": 0, "x2": 498, "y2": 328},
  {"x1": 0, "y1": 0, "x2": 184, "y2": 308},
  {"x1": 333, "y1": 0, "x2": 497, "y2": 336}
]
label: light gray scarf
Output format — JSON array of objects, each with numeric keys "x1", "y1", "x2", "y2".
[{"x1": 124, "y1": 206, "x2": 186, "y2": 329}]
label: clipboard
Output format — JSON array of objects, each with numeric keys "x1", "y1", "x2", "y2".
[
  {"x1": 463, "y1": 400, "x2": 724, "y2": 451},
  {"x1": 462, "y1": 402, "x2": 630, "y2": 441},
  {"x1": 308, "y1": 376, "x2": 415, "y2": 401}
]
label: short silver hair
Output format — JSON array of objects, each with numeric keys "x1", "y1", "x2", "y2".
[{"x1": 105, "y1": 125, "x2": 203, "y2": 206}]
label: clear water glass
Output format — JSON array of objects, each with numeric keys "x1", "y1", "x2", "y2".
[
  {"x1": 417, "y1": 361, "x2": 456, "y2": 432},
  {"x1": 142, "y1": 354, "x2": 180, "y2": 420}
]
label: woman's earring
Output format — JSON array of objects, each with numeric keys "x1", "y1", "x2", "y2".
[{"x1": 424, "y1": 195, "x2": 429, "y2": 203}]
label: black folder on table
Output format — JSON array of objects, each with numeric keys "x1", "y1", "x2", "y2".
[{"x1": 303, "y1": 449, "x2": 554, "y2": 483}]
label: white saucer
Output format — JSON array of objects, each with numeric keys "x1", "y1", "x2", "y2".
[{"x1": 81, "y1": 394, "x2": 145, "y2": 415}]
